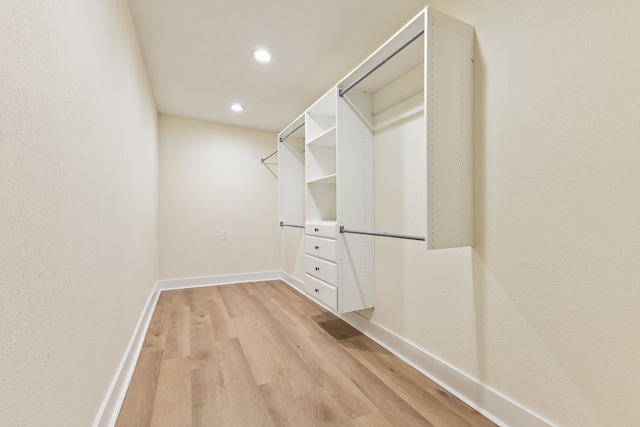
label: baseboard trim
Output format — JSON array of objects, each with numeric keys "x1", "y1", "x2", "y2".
[
  {"x1": 157, "y1": 270, "x2": 281, "y2": 291},
  {"x1": 278, "y1": 274, "x2": 553, "y2": 427},
  {"x1": 93, "y1": 282, "x2": 161, "y2": 427},
  {"x1": 278, "y1": 270, "x2": 305, "y2": 293}
]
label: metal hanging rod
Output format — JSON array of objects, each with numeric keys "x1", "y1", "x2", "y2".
[
  {"x1": 279, "y1": 121, "x2": 305, "y2": 142},
  {"x1": 280, "y1": 222, "x2": 305, "y2": 229},
  {"x1": 339, "y1": 29, "x2": 425, "y2": 98},
  {"x1": 261, "y1": 149, "x2": 278, "y2": 163},
  {"x1": 340, "y1": 226, "x2": 425, "y2": 241}
]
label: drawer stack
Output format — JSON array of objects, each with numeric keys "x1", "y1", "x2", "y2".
[{"x1": 304, "y1": 222, "x2": 338, "y2": 310}]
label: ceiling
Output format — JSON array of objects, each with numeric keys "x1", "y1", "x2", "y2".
[{"x1": 127, "y1": 0, "x2": 428, "y2": 133}]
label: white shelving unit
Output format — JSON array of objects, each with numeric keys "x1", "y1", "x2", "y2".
[{"x1": 277, "y1": 7, "x2": 474, "y2": 313}]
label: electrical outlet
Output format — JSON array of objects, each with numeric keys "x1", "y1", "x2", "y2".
[{"x1": 221, "y1": 231, "x2": 228, "y2": 241}]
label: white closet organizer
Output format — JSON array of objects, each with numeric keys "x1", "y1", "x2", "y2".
[{"x1": 278, "y1": 7, "x2": 474, "y2": 313}]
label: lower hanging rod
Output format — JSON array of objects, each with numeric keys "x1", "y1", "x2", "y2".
[
  {"x1": 340, "y1": 226, "x2": 425, "y2": 241},
  {"x1": 339, "y1": 29, "x2": 425, "y2": 98},
  {"x1": 280, "y1": 222, "x2": 305, "y2": 229}
]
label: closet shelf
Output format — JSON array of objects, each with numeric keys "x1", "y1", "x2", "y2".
[
  {"x1": 307, "y1": 173, "x2": 336, "y2": 185},
  {"x1": 306, "y1": 126, "x2": 336, "y2": 147}
]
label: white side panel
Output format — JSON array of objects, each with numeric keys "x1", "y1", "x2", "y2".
[
  {"x1": 425, "y1": 9, "x2": 474, "y2": 249},
  {"x1": 278, "y1": 135, "x2": 305, "y2": 226},
  {"x1": 337, "y1": 89, "x2": 375, "y2": 312}
]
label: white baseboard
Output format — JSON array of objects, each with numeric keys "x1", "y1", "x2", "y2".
[
  {"x1": 157, "y1": 270, "x2": 281, "y2": 291},
  {"x1": 278, "y1": 270, "x2": 305, "y2": 293},
  {"x1": 93, "y1": 282, "x2": 161, "y2": 427},
  {"x1": 278, "y1": 275, "x2": 554, "y2": 427}
]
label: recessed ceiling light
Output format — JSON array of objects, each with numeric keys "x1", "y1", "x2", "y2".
[
  {"x1": 252, "y1": 49, "x2": 272, "y2": 63},
  {"x1": 230, "y1": 103, "x2": 244, "y2": 112}
]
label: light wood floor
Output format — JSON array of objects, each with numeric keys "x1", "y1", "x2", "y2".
[{"x1": 116, "y1": 280, "x2": 495, "y2": 427}]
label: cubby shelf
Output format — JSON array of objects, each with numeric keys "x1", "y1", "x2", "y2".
[
  {"x1": 307, "y1": 174, "x2": 336, "y2": 185},
  {"x1": 307, "y1": 126, "x2": 336, "y2": 147}
]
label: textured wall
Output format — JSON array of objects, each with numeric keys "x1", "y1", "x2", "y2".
[
  {"x1": 281, "y1": 1, "x2": 640, "y2": 425},
  {"x1": 158, "y1": 115, "x2": 280, "y2": 279},
  {"x1": 0, "y1": 1, "x2": 158, "y2": 426}
]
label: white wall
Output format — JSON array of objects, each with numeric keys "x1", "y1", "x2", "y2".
[
  {"x1": 158, "y1": 115, "x2": 281, "y2": 279},
  {"x1": 0, "y1": 1, "x2": 158, "y2": 426},
  {"x1": 283, "y1": 1, "x2": 640, "y2": 425}
]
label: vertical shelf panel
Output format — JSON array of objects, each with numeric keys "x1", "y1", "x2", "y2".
[
  {"x1": 425, "y1": 9, "x2": 474, "y2": 249},
  {"x1": 278, "y1": 115, "x2": 305, "y2": 227},
  {"x1": 337, "y1": 89, "x2": 375, "y2": 312}
]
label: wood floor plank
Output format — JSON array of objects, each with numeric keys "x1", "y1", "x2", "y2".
[
  {"x1": 226, "y1": 285, "x2": 326, "y2": 396},
  {"x1": 218, "y1": 283, "x2": 255, "y2": 317},
  {"x1": 149, "y1": 357, "x2": 192, "y2": 427},
  {"x1": 296, "y1": 385, "x2": 353, "y2": 425},
  {"x1": 142, "y1": 304, "x2": 168, "y2": 352},
  {"x1": 215, "y1": 337, "x2": 275, "y2": 426},
  {"x1": 191, "y1": 365, "x2": 226, "y2": 427},
  {"x1": 189, "y1": 297, "x2": 217, "y2": 370},
  {"x1": 205, "y1": 287, "x2": 237, "y2": 341},
  {"x1": 162, "y1": 305, "x2": 190, "y2": 359},
  {"x1": 115, "y1": 350, "x2": 163, "y2": 427},
  {"x1": 281, "y1": 327, "x2": 376, "y2": 419},
  {"x1": 259, "y1": 380, "x2": 311, "y2": 427},
  {"x1": 348, "y1": 410, "x2": 396, "y2": 427},
  {"x1": 232, "y1": 314, "x2": 285, "y2": 385}
]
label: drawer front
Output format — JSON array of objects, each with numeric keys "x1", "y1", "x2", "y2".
[
  {"x1": 305, "y1": 274, "x2": 337, "y2": 310},
  {"x1": 305, "y1": 222, "x2": 338, "y2": 239},
  {"x1": 305, "y1": 255, "x2": 337, "y2": 285},
  {"x1": 305, "y1": 236, "x2": 337, "y2": 262}
]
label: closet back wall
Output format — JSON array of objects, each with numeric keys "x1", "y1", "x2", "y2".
[{"x1": 158, "y1": 115, "x2": 281, "y2": 280}]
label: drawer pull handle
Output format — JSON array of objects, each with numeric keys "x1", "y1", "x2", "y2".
[
  {"x1": 314, "y1": 288, "x2": 319, "y2": 293},
  {"x1": 315, "y1": 267, "x2": 320, "y2": 271},
  {"x1": 314, "y1": 228, "x2": 319, "y2": 232},
  {"x1": 315, "y1": 246, "x2": 320, "y2": 250}
]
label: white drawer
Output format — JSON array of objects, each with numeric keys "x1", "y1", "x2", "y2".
[
  {"x1": 305, "y1": 255, "x2": 337, "y2": 286},
  {"x1": 305, "y1": 274, "x2": 337, "y2": 311},
  {"x1": 305, "y1": 222, "x2": 338, "y2": 239},
  {"x1": 305, "y1": 236, "x2": 337, "y2": 262}
]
